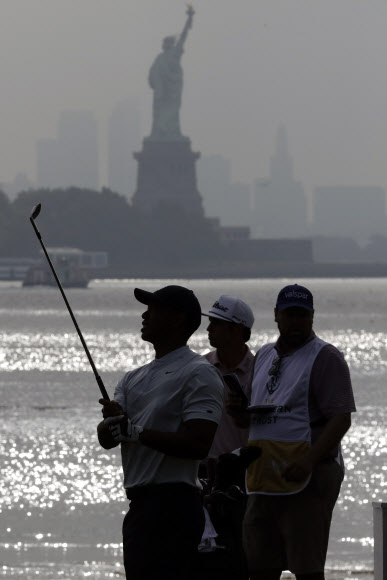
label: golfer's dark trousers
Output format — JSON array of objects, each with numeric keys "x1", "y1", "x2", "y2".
[{"x1": 123, "y1": 482, "x2": 205, "y2": 580}]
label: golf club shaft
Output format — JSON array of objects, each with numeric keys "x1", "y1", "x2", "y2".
[{"x1": 29, "y1": 217, "x2": 110, "y2": 401}]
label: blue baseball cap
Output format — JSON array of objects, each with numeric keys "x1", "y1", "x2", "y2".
[{"x1": 275, "y1": 284, "x2": 314, "y2": 312}]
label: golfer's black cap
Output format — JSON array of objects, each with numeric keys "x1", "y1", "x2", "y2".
[{"x1": 134, "y1": 285, "x2": 202, "y2": 333}]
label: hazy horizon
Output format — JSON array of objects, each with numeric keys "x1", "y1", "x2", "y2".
[{"x1": 1, "y1": 0, "x2": 387, "y2": 201}]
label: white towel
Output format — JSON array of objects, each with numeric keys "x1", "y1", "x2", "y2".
[{"x1": 197, "y1": 506, "x2": 218, "y2": 553}]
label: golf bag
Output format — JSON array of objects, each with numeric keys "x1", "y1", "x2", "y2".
[{"x1": 195, "y1": 446, "x2": 261, "y2": 580}]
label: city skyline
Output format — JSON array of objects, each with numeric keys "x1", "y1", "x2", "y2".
[
  {"x1": 7, "y1": 108, "x2": 384, "y2": 244},
  {"x1": 36, "y1": 110, "x2": 99, "y2": 190},
  {"x1": 2, "y1": 102, "x2": 387, "y2": 241},
  {"x1": 1, "y1": 1, "x2": 387, "y2": 205}
]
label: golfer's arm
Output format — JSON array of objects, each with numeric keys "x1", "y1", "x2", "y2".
[
  {"x1": 307, "y1": 412, "x2": 352, "y2": 466},
  {"x1": 139, "y1": 419, "x2": 218, "y2": 459},
  {"x1": 97, "y1": 420, "x2": 120, "y2": 450}
]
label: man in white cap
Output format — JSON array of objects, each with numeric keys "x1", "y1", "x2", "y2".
[{"x1": 202, "y1": 295, "x2": 255, "y2": 477}]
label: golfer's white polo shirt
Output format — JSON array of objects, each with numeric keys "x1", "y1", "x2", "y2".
[{"x1": 114, "y1": 346, "x2": 224, "y2": 490}]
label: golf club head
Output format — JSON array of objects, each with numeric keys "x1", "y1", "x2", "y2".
[{"x1": 30, "y1": 204, "x2": 41, "y2": 221}]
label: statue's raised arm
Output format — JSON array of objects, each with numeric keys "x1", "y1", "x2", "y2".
[{"x1": 175, "y1": 5, "x2": 195, "y2": 56}]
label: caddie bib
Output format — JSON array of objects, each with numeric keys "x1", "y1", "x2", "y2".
[{"x1": 247, "y1": 336, "x2": 327, "y2": 495}]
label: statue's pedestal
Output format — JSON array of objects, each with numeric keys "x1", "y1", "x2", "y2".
[{"x1": 131, "y1": 139, "x2": 204, "y2": 216}]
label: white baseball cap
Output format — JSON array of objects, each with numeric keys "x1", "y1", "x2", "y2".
[{"x1": 202, "y1": 295, "x2": 254, "y2": 329}]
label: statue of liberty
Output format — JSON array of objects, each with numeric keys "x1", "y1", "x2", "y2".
[{"x1": 148, "y1": 6, "x2": 194, "y2": 141}]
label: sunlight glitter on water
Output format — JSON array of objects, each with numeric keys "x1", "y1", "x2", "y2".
[
  {"x1": 0, "y1": 326, "x2": 385, "y2": 521},
  {"x1": 0, "y1": 279, "x2": 386, "y2": 579},
  {"x1": 0, "y1": 563, "x2": 125, "y2": 579},
  {"x1": 0, "y1": 421, "x2": 384, "y2": 515},
  {"x1": 0, "y1": 308, "x2": 137, "y2": 317},
  {"x1": 0, "y1": 424, "x2": 123, "y2": 510},
  {"x1": 339, "y1": 537, "x2": 374, "y2": 547},
  {"x1": 2, "y1": 329, "x2": 386, "y2": 374},
  {"x1": 0, "y1": 332, "x2": 152, "y2": 372},
  {"x1": 321, "y1": 330, "x2": 387, "y2": 374}
]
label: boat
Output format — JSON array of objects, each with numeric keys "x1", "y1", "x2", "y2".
[
  {"x1": 23, "y1": 248, "x2": 91, "y2": 288},
  {"x1": 23, "y1": 258, "x2": 90, "y2": 288}
]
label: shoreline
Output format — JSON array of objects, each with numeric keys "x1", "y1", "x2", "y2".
[
  {"x1": 96, "y1": 262, "x2": 387, "y2": 279},
  {"x1": 0, "y1": 564, "x2": 374, "y2": 580},
  {"x1": 0, "y1": 565, "x2": 374, "y2": 580},
  {"x1": 4, "y1": 261, "x2": 387, "y2": 282}
]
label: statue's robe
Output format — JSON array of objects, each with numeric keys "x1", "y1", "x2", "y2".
[{"x1": 148, "y1": 48, "x2": 184, "y2": 140}]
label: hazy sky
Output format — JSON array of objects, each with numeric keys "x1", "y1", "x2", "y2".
[{"x1": 1, "y1": 0, "x2": 387, "y2": 199}]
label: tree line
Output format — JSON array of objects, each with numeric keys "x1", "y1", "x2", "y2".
[
  {"x1": 2, "y1": 187, "x2": 387, "y2": 271},
  {"x1": 0, "y1": 188, "x2": 222, "y2": 271}
]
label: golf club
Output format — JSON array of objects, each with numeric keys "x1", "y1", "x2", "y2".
[{"x1": 29, "y1": 203, "x2": 110, "y2": 401}]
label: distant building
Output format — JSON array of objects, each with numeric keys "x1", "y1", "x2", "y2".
[
  {"x1": 224, "y1": 182, "x2": 252, "y2": 227},
  {"x1": 36, "y1": 139, "x2": 60, "y2": 188},
  {"x1": 0, "y1": 248, "x2": 108, "y2": 281},
  {"x1": 313, "y1": 186, "x2": 387, "y2": 242},
  {"x1": 253, "y1": 125, "x2": 308, "y2": 238},
  {"x1": 0, "y1": 172, "x2": 34, "y2": 200},
  {"x1": 197, "y1": 155, "x2": 252, "y2": 227},
  {"x1": 208, "y1": 218, "x2": 250, "y2": 243},
  {"x1": 311, "y1": 236, "x2": 361, "y2": 263},
  {"x1": 44, "y1": 247, "x2": 108, "y2": 270},
  {"x1": 108, "y1": 98, "x2": 141, "y2": 198},
  {"x1": 197, "y1": 154, "x2": 231, "y2": 218},
  {"x1": 0, "y1": 257, "x2": 38, "y2": 280},
  {"x1": 36, "y1": 110, "x2": 99, "y2": 189},
  {"x1": 235, "y1": 238, "x2": 313, "y2": 263}
]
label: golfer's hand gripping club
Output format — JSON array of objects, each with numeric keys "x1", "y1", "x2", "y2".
[{"x1": 104, "y1": 416, "x2": 144, "y2": 443}]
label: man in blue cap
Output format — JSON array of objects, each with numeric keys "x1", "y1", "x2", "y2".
[{"x1": 228, "y1": 284, "x2": 356, "y2": 580}]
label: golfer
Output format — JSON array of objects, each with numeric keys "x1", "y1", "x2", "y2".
[{"x1": 97, "y1": 285, "x2": 224, "y2": 580}]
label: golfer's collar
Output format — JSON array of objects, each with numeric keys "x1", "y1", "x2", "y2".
[
  {"x1": 213, "y1": 346, "x2": 251, "y2": 373},
  {"x1": 151, "y1": 345, "x2": 189, "y2": 365},
  {"x1": 232, "y1": 346, "x2": 253, "y2": 373}
]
